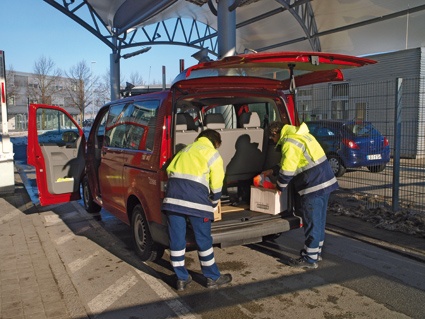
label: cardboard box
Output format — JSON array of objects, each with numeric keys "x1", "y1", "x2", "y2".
[
  {"x1": 213, "y1": 200, "x2": 222, "y2": 221},
  {"x1": 250, "y1": 186, "x2": 288, "y2": 215},
  {"x1": 213, "y1": 200, "x2": 247, "y2": 221}
]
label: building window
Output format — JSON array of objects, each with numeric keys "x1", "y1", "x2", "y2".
[
  {"x1": 331, "y1": 100, "x2": 348, "y2": 119},
  {"x1": 332, "y1": 83, "x2": 349, "y2": 97},
  {"x1": 7, "y1": 96, "x2": 14, "y2": 106},
  {"x1": 355, "y1": 102, "x2": 367, "y2": 120},
  {"x1": 16, "y1": 114, "x2": 28, "y2": 130},
  {"x1": 331, "y1": 83, "x2": 349, "y2": 119}
]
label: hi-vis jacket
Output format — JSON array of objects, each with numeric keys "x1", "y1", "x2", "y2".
[
  {"x1": 275, "y1": 123, "x2": 338, "y2": 197},
  {"x1": 162, "y1": 137, "x2": 224, "y2": 220}
]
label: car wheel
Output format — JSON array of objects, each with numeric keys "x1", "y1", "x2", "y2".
[
  {"x1": 131, "y1": 204, "x2": 164, "y2": 261},
  {"x1": 82, "y1": 176, "x2": 101, "y2": 214},
  {"x1": 328, "y1": 155, "x2": 346, "y2": 177},
  {"x1": 367, "y1": 163, "x2": 386, "y2": 173}
]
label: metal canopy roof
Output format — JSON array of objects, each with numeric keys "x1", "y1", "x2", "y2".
[
  {"x1": 45, "y1": 0, "x2": 425, "y2": 59},
  {"x1": 44, "y1": 0, "x2": 425, "y2": 100}
]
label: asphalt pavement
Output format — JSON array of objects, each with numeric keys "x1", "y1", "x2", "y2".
[{"x1": 0, "y1": 160, "x2": 424, "y2": 319}]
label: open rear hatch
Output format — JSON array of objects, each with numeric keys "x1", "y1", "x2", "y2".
[{"x1": 173, "y1": 51, "x2": 376, "y2": 89}]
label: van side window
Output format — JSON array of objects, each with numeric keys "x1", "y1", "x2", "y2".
[
  {"x1": 104, "y1": 100, "x2": 160, "y2": 151},
  {"x1": 105, "y1": 103, "x2": 128, "y2": 148},
  {"x1": 127, "y1": 100, "x2": 159, "y2": 152}
]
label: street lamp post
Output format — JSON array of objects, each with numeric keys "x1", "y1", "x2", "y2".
[{"x1": 91, "y1": 61, "x2": 96, "y2": 119}]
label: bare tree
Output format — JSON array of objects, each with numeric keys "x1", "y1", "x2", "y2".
[
  {"x1": 29, "y1": 56, "x2": 62, "y2": 104},
  {"x1": 5, "y1": 66, "x2": 18, "y2": 106},
  {"x1": 65, "y1": 60, "x2": 98, "y2": 123},
  {"x1": 96, "y1": 69, "x2": 111, "y2": 106},
  {"x1": 128, "y1": 71, "x2": 144, "y2": 86}
]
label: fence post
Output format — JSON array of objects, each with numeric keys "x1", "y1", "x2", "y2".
[{"x1": 392, "y1": 78, "x2": 402, "y2": 212}]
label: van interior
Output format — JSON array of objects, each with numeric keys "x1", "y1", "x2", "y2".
[{"x1": 174, "y1": 96, "x2": 286, "y2": 206}]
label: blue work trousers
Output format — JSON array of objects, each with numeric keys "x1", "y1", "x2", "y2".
[
  {"x1": 296, "y1": 193, "x2": 330, "y2": 263},
  {"x1": 166, "y1": 212, "x2": 221, "y2": 281}
]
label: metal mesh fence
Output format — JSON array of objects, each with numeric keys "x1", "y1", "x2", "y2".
[{"x1": 297, "y1": 77, "x2": 425, "y2": 214}]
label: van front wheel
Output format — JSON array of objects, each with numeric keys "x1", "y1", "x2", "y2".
[
  {"x1": 82, "y1": 176, "x2": 101, "y2": 214},
  {"x1": 131, "y1": 205, "x2": 164, "y2": 261}
]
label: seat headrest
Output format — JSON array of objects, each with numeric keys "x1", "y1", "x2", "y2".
[
  {"x1": 182, "y1": 113, "x2": 198, "y2": 131},
  {"x1": 176, "y1": 113, "x2": 187, "y2": 131},
  {"x1": 205, "y1": 113, "x2": 225, "y2": 129},
  {"x1": 176, "y1": 113, "x2": 198, "y2": 131},
  {"x1": 240, "y1": 112, "x2": 261, "y2": 128}
]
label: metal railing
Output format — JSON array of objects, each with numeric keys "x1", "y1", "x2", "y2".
[{"x1": 298, "y1": 77, "x2": 425, "y2": 214}]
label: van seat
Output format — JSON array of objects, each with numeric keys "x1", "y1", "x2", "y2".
[
  {"x1": 175, "y1": 113, "x2": 200, "y2": 151},
  {"x1": 176, "y1": 114, "x2": 188, "y2": 131},
  {"x1": 183, "y1": 113, "x2": 198, "y2": 131},
  {"x1": 239, "y1": 112, "x2": 261, "y2": 128},
  {"x1": 205, "y1": 113, "x2": 225, "y2": 129},
  {"x1": 176, "y1": 113, "x2": 198, "y2": 132}
]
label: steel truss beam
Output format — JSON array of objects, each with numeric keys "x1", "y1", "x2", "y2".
[
  {"x1": 273, "y1": 0, "x2": 320, "y2": 52},
  {"x1": 187, "y1": 0, "x2": 319, "y2": 52},
  {"x1": 43, "y1": 0, "x2": 318, "y2": 57},
  {"x1": 43, "y1": 0, "x2": 219, "y2": 58}
]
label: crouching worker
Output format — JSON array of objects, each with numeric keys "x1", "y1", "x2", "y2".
[
  {"x1": 263, "y1": 121, "x2": 338, "y2": 269},
  {"x1": 162, "y1": 129, "x2": 232, "y2": 291}
]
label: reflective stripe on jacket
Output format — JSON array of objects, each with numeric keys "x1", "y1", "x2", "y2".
[
  {"x1": 276, "y1": 123, "x2": 338, "y2": 196},
  {"x1": 162, "y1": 137, "x2": 224, "y2": 219}
]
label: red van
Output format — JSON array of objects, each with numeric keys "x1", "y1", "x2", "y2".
[{"x1": 27, "y1": 51, "x2": 374, "y2": 261}]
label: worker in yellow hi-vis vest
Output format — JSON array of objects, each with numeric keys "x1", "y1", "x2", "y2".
[{"x1": 263, "y1": 121, "x2": 339, "y2": 269}]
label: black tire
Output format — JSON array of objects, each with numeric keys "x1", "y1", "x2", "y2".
[
  {"x1": 367, "y1": 163, "x2": 386, "y2": 173},
  {"x1": 131, "y1": 204, "x2": 164, "y2": 261},
  {"x1": 263, "y1": 233, "x2": 282, "y2": 241},
  {"x1": 82, "y1": 176, "x2": 101, "y2": 214},
  {"x1": 328, "y1": 155, "x2": 346, "y2": 177}
]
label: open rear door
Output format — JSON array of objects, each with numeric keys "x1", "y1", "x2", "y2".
[
  {"x1": 27, "y1": 104, "x2": 85, "y2": 206},
  {"x1": 174, "y1": 51, "x2": 376, "y2": 88}
]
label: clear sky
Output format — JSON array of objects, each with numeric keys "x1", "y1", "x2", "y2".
[{"x1": 1, "y1": 0, "x2": 201, "y2": 85}]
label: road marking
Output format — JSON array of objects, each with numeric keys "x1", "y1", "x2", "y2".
[
  {"x1": 68, "y1": 251, "x2": 99, "y2": 273},
  {"x1": 44, "y1": 214, "x2": 62, "y2": 226},
  {"x1": 55, "y1": 232, "x2": 74, "y2": 245},
  {"x1": 134, "y1": 268, "x2": 199, "y2": 319},
  {"x1": 75, "y1": 225, "x2": 91, "y2": 234},
  {"x1": 87, "y1": 271, "x2": 138, "y2": 314},
  {"x1": 0, "y1": 208, "x2": 20, "y2": 224},
  {"x1": 71, "y1": 201, "x2": 199, "y2": 318}
]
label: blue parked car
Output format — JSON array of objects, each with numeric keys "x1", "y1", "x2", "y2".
[{"x1": 305, "y1": 120, "x2": 390, "y2": 177}]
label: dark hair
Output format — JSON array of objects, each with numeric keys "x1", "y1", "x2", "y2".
[
  {"x1": 197, "y1": 129, "x2": 222, "y2": 148},
  {"x1": 269, "y1": 121, "x2": 284, "y2": 136}
]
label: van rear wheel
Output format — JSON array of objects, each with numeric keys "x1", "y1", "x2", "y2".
[{"x1": 131, "y1": 205, "x2": 164, "y2": 261}]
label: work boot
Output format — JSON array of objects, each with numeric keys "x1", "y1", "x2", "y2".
[
  {"x1": 176, "y1": 275, "x2": 192, "y2": 291},
  {"x1": 290, "y1": 257, "x2": 318, "y2": 269},
  {"x1": 206, "y1": 274, "x2": 232, "y2": 288}
]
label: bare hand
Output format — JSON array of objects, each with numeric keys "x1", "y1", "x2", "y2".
[{"x1": 261, "y1": 169, "x2": 273, "y2": 176}]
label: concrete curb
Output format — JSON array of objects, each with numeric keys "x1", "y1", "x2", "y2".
[{"x1": 326, "y1": 223, "x2": 425, "y2": 264}]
